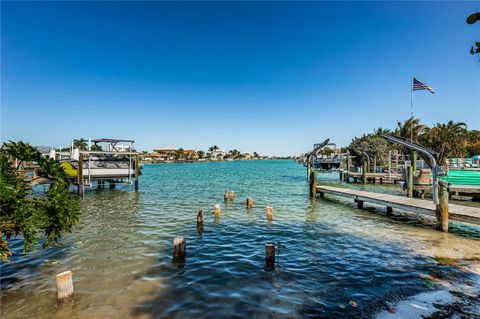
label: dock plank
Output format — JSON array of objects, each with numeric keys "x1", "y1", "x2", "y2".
[{"x1": 316, "y1": 185, "x2": 480, "y2": 225}]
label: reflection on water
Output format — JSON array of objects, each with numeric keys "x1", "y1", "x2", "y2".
[{"x1": 1, "y1": 161, "x2": 479, "y2": 318}]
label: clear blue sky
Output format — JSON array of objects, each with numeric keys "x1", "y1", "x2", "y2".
[{"x1": 1, "y1": 1, "x2": 479, "y2": 155}]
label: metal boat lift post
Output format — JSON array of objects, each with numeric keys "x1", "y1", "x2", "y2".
[
  {"x1": 304, "y1": 139, "x2": 330, "y2": 182},
  {"x1": 380, "y1": 134, "x2": 439, "y2": 204}
]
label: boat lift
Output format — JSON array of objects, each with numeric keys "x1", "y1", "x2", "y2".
[{"x1": 380, "y1": 134, "x2": 440, "y2": 204}]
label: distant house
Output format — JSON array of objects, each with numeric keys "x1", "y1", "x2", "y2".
[
  {"x1": 243, "y1": 153, "x2": 253, "y2": 160},
  {"x1": 210, "y1": 150, "x2": 226, "y2": 159},
  {"x1": 152, "y1": 146, "x2": 179, "y2": 161}
]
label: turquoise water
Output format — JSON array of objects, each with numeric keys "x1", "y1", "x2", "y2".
[{"x1": 1, "y1": 160, "x2": 480, "y2": 318}]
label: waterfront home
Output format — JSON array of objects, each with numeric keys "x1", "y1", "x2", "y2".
[
  {"x1": 152, "y1": 146, "x2": 179, "y2": 162},
  {"x1": 210, "y1": 149, "x2": 226, "y2": 160}
]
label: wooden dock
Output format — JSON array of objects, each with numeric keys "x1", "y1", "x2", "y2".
[{"x1": 316, "y1": 185, "x2": 480, "y2": 226}]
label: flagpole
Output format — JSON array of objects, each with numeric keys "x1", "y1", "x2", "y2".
[{"x1": 410, "y1": 76, "x2": 414, "y2": 143}]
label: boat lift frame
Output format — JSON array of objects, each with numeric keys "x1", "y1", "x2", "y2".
[{"x1": 380, "y1": 134, "x2": 440, "y2": 204}]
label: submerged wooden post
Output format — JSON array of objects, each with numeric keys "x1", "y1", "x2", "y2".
[
  {"x1": 224, "y1": 191, "x2": 228, "y2": 201},
  {"x1": 246, "y1": 197, "x2": 253, "y2": 208},
  {"x1": 134, "y1": 154, "x2": 139, "y2": 190},
  {"x1": 56, "y1": 271, "x2": 74, "y2": 302},
  {"x1": 436, "y1": 180, "x2": 449, "y2": 232},
  {"x1": 265, "y1": 242, "x2": 275, "y2": 270},
  {"x1": 77, "y1": 153, "x2": 84, "y2": 196},
  {"x1": 309, "y1": 170, "x2": 317, "y2": 197},
  {"x1": 362, "y1": 160, "x2": 367, "y2": 184},
  {"x1": 407, "y1": 166, "x2": 413, "y2": 198},
  {"x1": 213, "y1": 204, "x2": 221, "y2": 217},
  {"x1": 172, "y1": 236, "x2": 186, "y2": 263},
  {"x1": 229, "y1": 191, "x2": 234, "y2": 201},
  {"x1": 266, "y1": 206, "x2": 273, "y2": 220}
]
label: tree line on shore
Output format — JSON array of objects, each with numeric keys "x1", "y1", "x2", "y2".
[{"x1": 330, "y1": 118, "x2": 480, "y2": 167}]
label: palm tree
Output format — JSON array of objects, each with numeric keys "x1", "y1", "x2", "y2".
[
  {"x1": 394, "y1": 118, "x2": 427, "y2": 143},
  {"x1": 197, "y1": 150, "x2": 205, "y2": 158},
  {"x1": 422, "y1": 121, "x2": 467, "y2": 164},
  {"x1": 73, "y1": 138, "x2": 88, "y2": 150}
]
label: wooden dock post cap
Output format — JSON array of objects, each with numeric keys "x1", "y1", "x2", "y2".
[{"x1": 56, "y1": 270, "x2": 74, "y2": 302}]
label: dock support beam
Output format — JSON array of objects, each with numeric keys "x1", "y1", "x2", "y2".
[
  {"x1": 134, "y1": 154, "x2": 139, "y2": 190},
  {"x1": 77, "y1": 153, "x2": 84, "y2": 196},
  {"x1": 436, "y1": 180, "x2": 449, "y2": 232},
  {"x1": 407, "y1": 166, "x2": 413, "y2": 198},
  {"x1": 309, "y1": 170, "x2": 317, "y2": 197}
]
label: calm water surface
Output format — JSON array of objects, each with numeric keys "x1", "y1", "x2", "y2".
[{"x1": 1, "y1": 160, "x2": 480, "y2": 318}]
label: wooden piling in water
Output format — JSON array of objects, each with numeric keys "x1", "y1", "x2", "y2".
[
  {"x1": 56, "y1": 271, "x2": 74, "y2": 302},
  {"x1": 172, "y1": 236, "x2": 186, "y2": 263},
  {"x1": 77, "y1": 154, "x2": 84, "y2": 196},
  {"x1": 407, "y1": 166, "x2": 413, "y2": 198},
  {"x1": 362, "y1": 161, "x2": 367, "y2": 185},
  {"x1": 246, "y1": 197, "x2": 253, "y2": 209},
  {"x1": 224, "y1": 191, "x2": 228, "y2": 201},
  {"x1": 309, "y1": 170, "x2": 317, "y2": 197},
  {"x1": 265, "y1": 242, "x2": 275, "y2": 270},
  {"x1": 213, "y1": 204, "x2": 221, "y2": 217},
  {"x1": 266, "y1": 206, "x2": 273, "y2": 220},
  {"x1": 436, "y1": 180, "x2": 449, "y2": 232},
  {"x1": 229, "y1": 191, "x2": 234, "y2": 201},
  {"x1": 134, "y1": 154, "x2": 139, "y2": 190},
  {"x1": 197, "y1": 210, "x2": 204, "y2": 224}
]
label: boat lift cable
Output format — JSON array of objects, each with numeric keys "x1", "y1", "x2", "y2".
[{"x1": 380, "y1": 134, "x2": 439, "y2": 204}]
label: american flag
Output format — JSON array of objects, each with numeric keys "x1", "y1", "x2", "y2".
[{"x1": 413, "y1": 77, "x2": 435, "y2": 94}]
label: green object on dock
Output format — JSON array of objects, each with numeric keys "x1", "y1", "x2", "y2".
[{"x1": 440, "y1": 170, "x2": 480, "y2": 185}]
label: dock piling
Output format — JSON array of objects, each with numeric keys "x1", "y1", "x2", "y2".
[
  {"x1": 172, "y1": 236, "x2": 186, "y2": 263},
  {"x1": 246, "y1": 197, "x2": 253, "y2": 209},
  {"x1": 213, "y1": 204, "x2": 221, "y2": 217},
  {"x1": 229, "y1": 191, "x2": 234, "y2": 201},
  {"x1": 309, "y1": 170, "x2": 317, "y2": 197},
  {"x1": 265, "y1": 242, "x2": 275, "y2": 271},
  {"x1": 134, "y1": 154, "x2": 139, "y2": 190},
  {"x1": 266, "y1": 206, "x2": 273, "y2": 220},
  {"x1": 77, "y1": 154, "x2": 84, "y2": 196},
  {"x1": 197, "y1": 210, "x2": 204, "y2": 225},
  {"x1": 362, "y1": 161, "x2": 367, "y2": 185},
  {"x1": 56, "y1": 271, "x2": 74, "y2": 302},
  {"x1": 436, "y1": 180, "x2": 449, "y2": 232},
  {"x1": 224, "y1": 191, "x2": 228, "y2": 201},
  {"x1": 407, "y1": 166, "x2": 413, "y2": 198}
]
